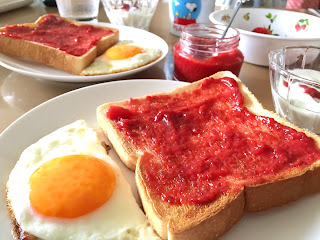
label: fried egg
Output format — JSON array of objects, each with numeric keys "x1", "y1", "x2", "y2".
[
  {"x1": 6, "y1": 120, "x2": 160, "y2": 240},
  {"x1": 81, "y1": 40, "x2": 162, "y2": 75}
]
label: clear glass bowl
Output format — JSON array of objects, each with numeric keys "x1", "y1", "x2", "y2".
[
  {"x1": 101, "y1": 0, "x2": 159, "y2": 30},
  {"x1": 269, "y1": 46, "x2": 320, "y2": 134}
]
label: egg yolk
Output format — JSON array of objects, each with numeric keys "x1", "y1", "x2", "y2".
[
  {"x1": 29, "y1": 155, "x2": 115, "y2": 219},
  {"x1": 105, "y1": 45, "x2": 144, "y2": 60}
]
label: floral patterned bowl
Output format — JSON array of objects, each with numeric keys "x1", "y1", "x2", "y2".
[{"x1": 209, "y1": 8, "x2": 320, "y2": 66}]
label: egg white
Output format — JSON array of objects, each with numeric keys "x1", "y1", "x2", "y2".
[
  {"x1": 6, "y1": 120, "x2": 160, "y2": 240},
  {"x1": 81, "y1": 40, "x2": 162, "y2": 76}
]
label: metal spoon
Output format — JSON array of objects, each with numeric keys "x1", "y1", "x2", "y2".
[{"x1": 221, "y1": 0, "x2": 250, "y2": 38}]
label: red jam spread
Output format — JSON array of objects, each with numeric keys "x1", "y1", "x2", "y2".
[
  {"x1": 106, "y1": 77, "x2": 320, "y2": 205},
  {"x1": 1, "y1": 14, "x2": 115, "y2": 56},
  {"x1": 173, "y1": 42, "x2": 244, "y2": 83}
]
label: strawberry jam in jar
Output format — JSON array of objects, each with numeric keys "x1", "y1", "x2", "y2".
[{"x1": 173, "y1": 23, "x2": 244, "y2": 82}]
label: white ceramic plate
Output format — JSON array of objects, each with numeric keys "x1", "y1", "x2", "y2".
[
  {"x1": 0, "y1": 0, "x2": 33, "y2": 13},
  {"x1": 0, "y1": 23, "x2": 168, "y2": 83},
  {"x1": 1, "y1": 80, "x2": 320, "y2": 240}
]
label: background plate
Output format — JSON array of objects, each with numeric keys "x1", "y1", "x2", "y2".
[
  {"x1": 0, "y1": 79, "x2": 319, "y2": 240},
  {"x1": 0, "y1": 23, "x2": 168, "y2": 83},
  {"x1": 0, "y1": 0, "x2": 33, "y2": 13}
]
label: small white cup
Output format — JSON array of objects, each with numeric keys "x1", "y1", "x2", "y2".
[{"x1": 56, "y1": 0, "x2": 100, "y2": 22}]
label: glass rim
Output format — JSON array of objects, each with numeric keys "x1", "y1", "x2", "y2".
[
  {"x1": 182, "y1": 23, "x2": 240, "y2": 40},
  {"x1": 179, "y1": 23, "x2": 241, "y2": 54},
  {"x1": 269, "y1": 46, "x2": 320, "y2": 87}
]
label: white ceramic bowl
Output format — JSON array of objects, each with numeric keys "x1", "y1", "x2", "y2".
[{"x1": 209, "y1": 8, "x2": 320, "y2": 66}]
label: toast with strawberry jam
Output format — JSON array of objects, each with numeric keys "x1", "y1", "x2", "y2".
[
  {"x1": 0, "y1": 14, "x2": 119, "y2": 75},
  {"x1": 97, "y1": 71, "x2": 320, "y2": 240}
]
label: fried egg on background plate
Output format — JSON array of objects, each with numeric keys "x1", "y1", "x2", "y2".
[
  {"x1": 81, "y1": 40, "x2": 162, "y2": 75},
  {"x1": 6, "y1": 120, "x2": 160, "y2": 240}
]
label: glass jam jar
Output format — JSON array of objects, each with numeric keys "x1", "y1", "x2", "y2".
[{"x1": 173, "y1": 23, "x2": 244, "y2": 82}]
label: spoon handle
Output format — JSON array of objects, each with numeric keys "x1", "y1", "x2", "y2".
[{"x1": 220, "y1": 1, "x2": 243, "y2": 39}]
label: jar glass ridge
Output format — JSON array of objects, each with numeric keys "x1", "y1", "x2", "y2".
[
  {"x1": 180, "y1": 23, "x2": 241, "y2": 56},
  {"x1": 173, "y1": 23, "x2": 244, "y2": 82}
]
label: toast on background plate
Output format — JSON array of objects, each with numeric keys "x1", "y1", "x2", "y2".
[
  {"x1": 97, "y1": 71, "x2": 320, "y2": 240},
  {"x1": 0, "y1": 14, "x2": 119, "y2": 75}
]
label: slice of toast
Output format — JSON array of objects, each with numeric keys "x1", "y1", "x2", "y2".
[
  {"x1": 97, "y1": 71, "x2": 320, "y2": 239},
  {"x1": 0, "y1": 14, "x2": 119, "y2": 75}
]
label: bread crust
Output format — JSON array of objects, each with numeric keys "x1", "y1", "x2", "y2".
[
  {"x1": 136, "y1": 169, "x2": 245, "y2": 240},
  {"x1": 97, "y1": 101, "x2": 141, "y2": 171},
  {"x1": 97, "y1": 71, "x2": 320, "y2": 239},
  {"x1": 0, "y1": 14, "x2": 119, "y2": 75},
  {"x1": 245, "y1": 162, "x2": 320, "y2": 212}
]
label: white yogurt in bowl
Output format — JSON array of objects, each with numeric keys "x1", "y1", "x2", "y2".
[
  {"x1": 102, "y1": 0, "x2": 159, "y2": 30},
  {"x1": 269, "y1": 47, "x2": 320, "y2": 134},
  {"x1": 271, "y1": 69, "x2": 320, "y2": 134},
  {"x1": 105, "y1": 6, "x2": 154, "y2": 30}
]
